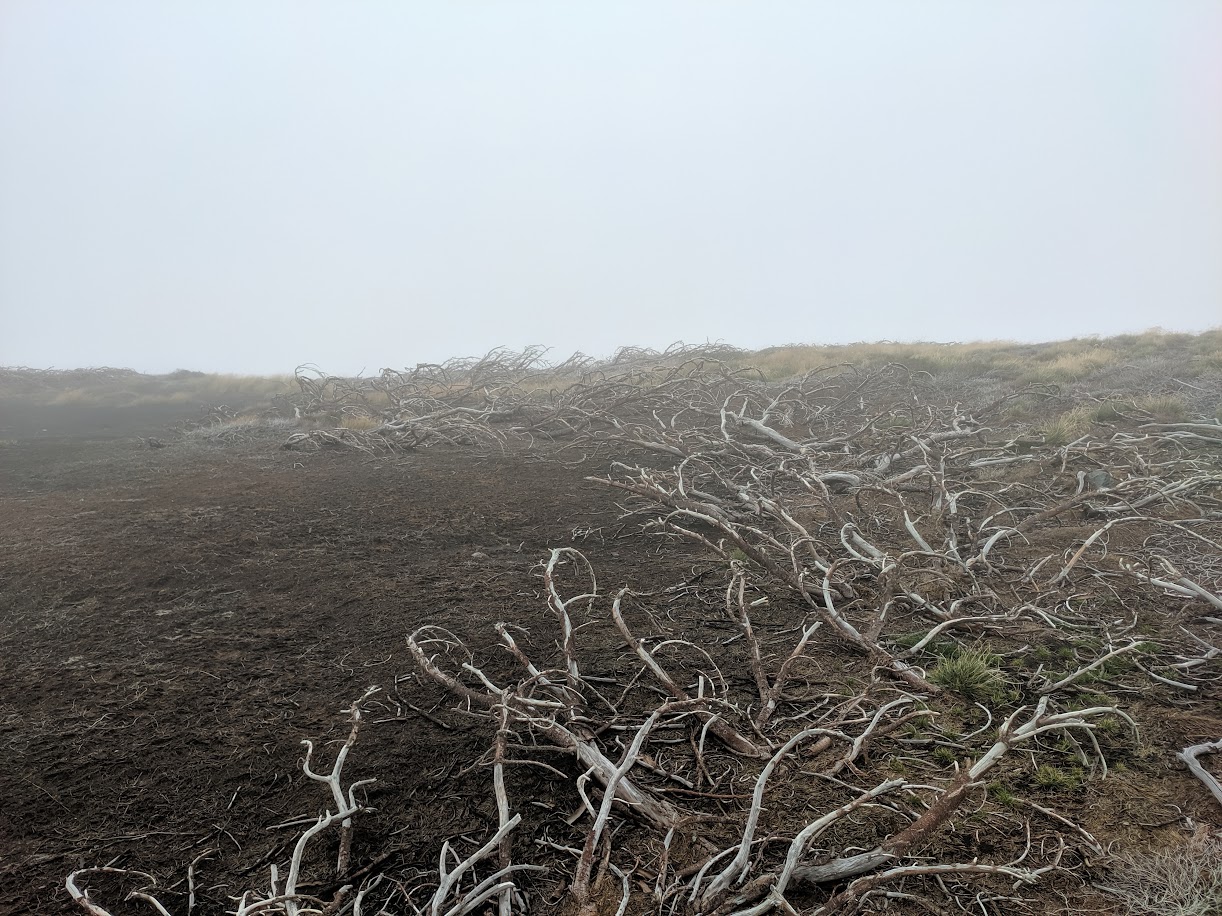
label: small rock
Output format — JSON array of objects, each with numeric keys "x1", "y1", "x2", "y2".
[{"x1": 1085, "y1": 469, "x2": 1116, "y2": 490}]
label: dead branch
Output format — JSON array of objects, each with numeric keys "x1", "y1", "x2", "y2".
[
  {"x1": 1178, "y1": 739, "x2": 1222, "y2": 809},
  {"x1": 610, "y1": 588, "x2": 766, "y2": 757}
]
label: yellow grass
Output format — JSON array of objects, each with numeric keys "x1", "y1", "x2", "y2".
[
  {"x1": 2, "y1": 329, "x2": 1218, "y2": 408},
  {"x1": 14, "y1": 373, "x2": 295, "y2": 408},
  {"x1": 1035, "y1": 407, "x2": 1094, "y2": 446},
  {"x1": 336, "y1": 413, "x2": 382, "y2": 431},
  {"x1": 1133, "y1": 394, "x2": 1188, "y2": 422},
  {"x1": 734, "y1": 328, "x2": 1222, "y2": 382}
]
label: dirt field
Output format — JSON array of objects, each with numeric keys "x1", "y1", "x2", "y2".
[
  {"x1": 2, "y1": 347, "x2": 1220, "y2": 916},
  {"x1": 0, "y1": 403, "x2": 695, "y2": 914}
]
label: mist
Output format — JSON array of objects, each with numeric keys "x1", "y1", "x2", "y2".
[{"x1": 1, "y1": 1, "x2": 1219, "y2": 375}]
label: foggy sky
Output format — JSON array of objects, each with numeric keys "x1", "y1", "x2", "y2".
[{"x1": 1, "y1": 2, "x2": 1219, "y2": 375}]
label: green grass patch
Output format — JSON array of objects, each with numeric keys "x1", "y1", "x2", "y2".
[
  {"x1": 1033, "y1": 764, "x2": 1083, "y2": 792},
  {"x1": 929, "y1": 647, "x2": 1009, "y2": 704}
]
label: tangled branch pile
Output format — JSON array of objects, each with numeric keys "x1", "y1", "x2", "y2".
[
  {"x1": 0, "y1": 366, "x2": 142, "y2": 396},
  {"x1": 71, "y1": 346, "x2": 1222, "y2": 915}
]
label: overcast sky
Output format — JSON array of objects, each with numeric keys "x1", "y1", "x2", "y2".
[{"x1": 1, "y1": 2, "x2": 1219, "y2": 374}]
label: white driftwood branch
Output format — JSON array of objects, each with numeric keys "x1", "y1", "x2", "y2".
[
  {"x1": 66, "y1": 869, "x2": 167, "y2": 916},
  {"x1": 1178, "y1": 739, "x2": 1222, "y2": 808}
]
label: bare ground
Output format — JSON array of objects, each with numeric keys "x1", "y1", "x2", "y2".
[
  {"x1": 1, "y1": 396, "x2": 1219, "y2": 915},
  {"x1": 0, "y1": 406, "x2": 700, "y2": 914}
]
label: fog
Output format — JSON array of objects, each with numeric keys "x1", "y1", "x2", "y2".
[{"x1": 1, "y1": 1, "x2": 1218, "y2": 375}]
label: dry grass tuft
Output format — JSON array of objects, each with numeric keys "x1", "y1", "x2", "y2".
[
  {"x1": 1134, "y1": 394, "x2": 1189, "y2": 423},
  {"x1": 1101, "y1": 831, "x2": 1222, "y2": 916},
  {"x1": 1089, "y1": 401, "x2": 1129, "y2": 422},
  {"x1": 1035, "y1": 407, "x2": 1094, "y2": 446}
]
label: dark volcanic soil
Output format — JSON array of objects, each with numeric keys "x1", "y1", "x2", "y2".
[
  {"x1": 0, "y1": 407, "x2": 691, "y2": 915},
  {"x1": 3, "y1": 398, "x2": 1219, "y2": 916}
]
